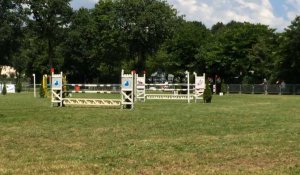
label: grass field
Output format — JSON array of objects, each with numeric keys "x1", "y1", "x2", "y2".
[{"x1": 0, "y1": 93, "x2": 299, "y2": 174}]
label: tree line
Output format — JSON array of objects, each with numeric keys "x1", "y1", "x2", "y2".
[{"x1": 1, "y1": 0, "x2": 300, "y2": 84}]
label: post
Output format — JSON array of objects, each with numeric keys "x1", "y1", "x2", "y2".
[
  {"x1": 51, "y1": 71, "x2": 63, "y2": 107},
  {"x1": 194, "y1": 72, "x2": 197, "y2": 103},
  {"x1": 121, "y1": 70, "x2": 134, "y2": 109},
  {"x1": 186, "y1": 71, "x2": 190, "y2": 103},
  {"x1": 60, "y1": 72, "x2": 63, "y2": 107},
  {"x1": 133, "y1": 71, "x2": 137, "y2": 102},
  {"x1": 136, "y1": 71, "x2": 146, "y2": 102},
  {"x1": 32, "y1": 74, "x2": 36, "y2": 98}
]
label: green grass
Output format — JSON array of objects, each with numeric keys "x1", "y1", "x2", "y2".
[{"x1": 0, "y1": 93, "x2": 299, "y2": 174}]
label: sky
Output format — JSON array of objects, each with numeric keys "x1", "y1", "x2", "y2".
[{"x1": 70, "y1": 0, "x2": 300, "y2": 31}]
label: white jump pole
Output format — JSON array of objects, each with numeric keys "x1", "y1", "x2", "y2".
[
  {"x1": 32, "y1": 74, "x2": 36, "y2": 98},
  {"x1": 185, "y1": 71, "x2": 190, "y2": 103}
]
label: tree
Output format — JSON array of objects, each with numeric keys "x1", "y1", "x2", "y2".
[
  {"x1": 163, "y1": 21, "x2": 210, "y2": 78},
  {"x1": 276, "y1": 16, "x2": 300, "y2": 83},
  {"x1": 26, "y1": 0, "x2": 73, "y2": 69},
  {"x1": 62, "y1": 5, "x2": 127, "y2": 83},
  {"x1": 211, "y1": 22, "x2": 225, "y2": 34},
  {"x1": 62, "y1": 8, "x2": 97, "y2": 83},
  {"x1": 61, "y1": 0, "x2": 179, "y2": 83},
  {"x1": 0, "y1": 0, "x2": 26, "y2": 71},
  {"x1": 208, "y1": 21, "x2": 277, "y2": 83},
  {"x1": 112, "y1": 0, "x2": 179, "y2": 73},
  {"x1": 11, "y1": 30, "x2": 32, "y2": 80},
  {"x1": 92, "y1": 2, "x2": 128, "y2": 82}
]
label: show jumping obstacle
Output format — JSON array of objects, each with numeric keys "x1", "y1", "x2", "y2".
[
  {"x1": 51, "y1": 70, "x2": 134, "y2": 109},
  {"x1": 50, "y1": 69, "x2": 205, "y2": 109},
  {"x1": 134, "y1": 71, "x2": 205, "y2": 103}
]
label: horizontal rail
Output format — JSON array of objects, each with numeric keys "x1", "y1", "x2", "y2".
[
  {"x1": 66, "y1": 84, "x2": 120, "y2": 87},
  {"x1": 64, "y1": 91, "x2": 120, "y2": 94},
  {"x1": 64, "y1": 98, "x2": 121, "y2": 106},
  {"x1": 146, "y1": 94, "x2": 189, "y2": 100},
  {"x1": 146, "y1": 83, "x2": 193, "y2": 86},
  {"x1": 146, "y1": 89, "x2": 189, "y2": 91}
]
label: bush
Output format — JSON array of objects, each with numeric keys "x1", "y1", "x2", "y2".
[
  {"x1": 16, "y1": 80, "x2": 22, "y2": 93},
  {"x1": 62, "y1": 76, "x2": 69, "y2": 98},
  {"x1": 221, "y1": 81, "x2": 227, "y2": 94},
  {"x1": 39, "y1": 84, "x2": 45, "y2": 98},
  {"x1": 203, "y1": 83, "x2": 212, "y2": 103},
  {"x1": 2, "y1": 82, "x2": 7, "y2": 95}
]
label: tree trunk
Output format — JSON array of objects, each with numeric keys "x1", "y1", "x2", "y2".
[
  {"x1": 136, "y1": 49, "x2": 146, "y2": 74},
  {"x1": 48, "y1": 39, "x2": 53, "y2": 69}
]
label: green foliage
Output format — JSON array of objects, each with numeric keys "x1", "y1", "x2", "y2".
[
  {"x1": 203, "y1": 83, "x2": 212, "y2": 103},
  {"x1": 164, "y1": 21, "x2": 210, "y2": 76},
  {"x1": 107, "y1": 0, "x2": 179, "y2": 73},
  {"x1": 276, "y1": 16, "x2": 300, "y2": 83},
  {"x1": 39, "y1": 84, "x2": 45, "y2": 98},
  {"x1": 1, "y1": 0, "x2": 299, "y2": 84},
  {"x1": 0, "y1": 0, "x2": 26, "y2": 66},
  {"x1": 11, "y1": 34, "x2": 31, "y2": 79},
  {"x1": 2, "y1": 82, "x2": 7, "y2": 95},
  {"x1": 16, "y1": 80, "x2": 22, "y2": 93},
  {"x1": 207, "y1": 21, "x2": 278, "y2": 83},
  {"x1": 26, "y1": 0, "x2": 73, "y2": 68},
  {"x1": 221, "y1": 81, "x2": 227, "y2": 94}
]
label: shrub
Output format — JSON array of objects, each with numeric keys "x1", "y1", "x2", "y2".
[
  {"x1": 39, "y1": 84, "x2": 45, "y2": 98},
  {"x1": 221, "y1": 81, "x2": 227, "y2": 94},
  {"x1": 62, "y1": 76, "x2": 69, "y2": 98},
  {"x1": 16, "y1": 80, "x2": 22, "y2": 93},
  {"x1": 203, "y1": 83, "x2": 212, "y2": 103},
  {"x1": 2, "y1": 82, "x2": 7, "y2": 95}
]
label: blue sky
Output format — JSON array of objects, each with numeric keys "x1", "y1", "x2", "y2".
[{"x1": 70, "y1": 0, "x2": 300, "y2": 31}]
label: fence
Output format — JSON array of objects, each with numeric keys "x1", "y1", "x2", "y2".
[
  {"x1": 227, "y1": 84, "x2": 300, "y2": 95},
  {"x1": 22, "y1": 84, "x2": 41, "y2": 93},
  {"x1": 18, "y1": 83, "x2": 300, "y2": 95}
]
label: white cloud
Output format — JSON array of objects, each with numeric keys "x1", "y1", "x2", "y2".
[
  {"x1": 71, "y1": 0, "x2": 300, "y2": 31},
  {"x1": 285, "y1": 0, "x2": 300, "y2": 21},
  {"x1": 169, "y1": 0, "x2": 291, "y2": 31}
]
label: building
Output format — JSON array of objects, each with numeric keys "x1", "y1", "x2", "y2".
[{"x1": 0, "y1": 66, "x2": 16, "y2": 78}]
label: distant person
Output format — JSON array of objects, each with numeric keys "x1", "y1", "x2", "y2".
[
  {"x1": 208, "y1": 77, "x2": 214, "y2": 93},
  {"x1": 215, "y1": 75, "x2": 221, "y2": 94},
  {"x1": 262, "y1": 78, "x2": 268, "y2": 94},
  {"x1": 281, "y1": 80, "x2": 286, "y2": 89},
  {"x1": 276, "y1": 80, "x2": 280, "y2": 85}
]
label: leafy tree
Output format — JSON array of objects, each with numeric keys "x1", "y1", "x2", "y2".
[
  {"x1": 0, "y1": 0, "x2": 26, "y2": 70},
  {"x1": 24, "y1": 35, "x2": 51, "y2": 81},
  {"x1": 276, "y1": 16, "x2": 300, "y2": 83},
  {"x1": 26, "y1": 0, "x2": 73, "y2": 69},
  {"x1": 62, "y1": 8, "x2": 97, "y2": 83},
  {"x1": 92, "y1": 2, "x2": 128, "y2": 82},
  {"x1": 211, "y1": 22, "x2": 225, "y2": 34},
  {"x1": 208, "y1": 21, "x2": 277, "y2": 83},
  {"x1": 113, "y1": 0, "x2": 179, "y2": 73},
  {"x1": 11, "y1": 30, "x2": 32, "y2": 81},
  {"x1": 163, "y1": 21, "x2": 210, "y2": 78},
  {"x1": 63, "y1": 5, "x2": 127, "y2": 83},
  {"x1": 247, "y1": 32, "x2": 279, "y2": 83},
  {"x1": 62, "y1": 0, "x2": 179, "y2": 83}
]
